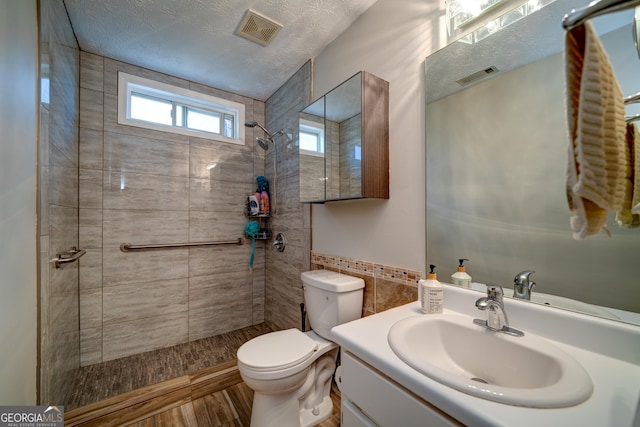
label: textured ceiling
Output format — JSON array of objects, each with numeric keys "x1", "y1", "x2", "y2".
[{"x1": 64, "y1": 0, "x2": 379, "y2": 101}]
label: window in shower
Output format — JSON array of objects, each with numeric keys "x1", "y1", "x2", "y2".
[{"x1": 118, "y1": 72, "x2": 245, "y2": 145}]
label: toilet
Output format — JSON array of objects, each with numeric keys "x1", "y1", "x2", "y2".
[{"x1": 237, "y1": 270, "x2": 365, "y2": 427}]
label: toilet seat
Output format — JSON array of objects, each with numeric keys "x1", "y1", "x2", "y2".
[{"x1": 237, "y1": 328, "x2": 318, "y2": 372}]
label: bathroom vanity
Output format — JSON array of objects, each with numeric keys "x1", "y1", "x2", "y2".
[{"x1": 331, "y1": 285, "x2": 640, "y2": 427}]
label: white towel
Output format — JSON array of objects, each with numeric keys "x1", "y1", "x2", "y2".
[{"x1": 565, "y1": 22, "x2": 627, "y2": 239}]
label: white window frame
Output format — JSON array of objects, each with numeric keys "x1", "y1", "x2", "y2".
[
  {"x1": 118, "y1": 72, "x2": 245, "y2": 145},
  {"x1": 299, "y1": 118, "x2": 325, "y2": 157}
]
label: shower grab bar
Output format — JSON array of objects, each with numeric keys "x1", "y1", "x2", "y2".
[
  {"x1": 50, "y1": 247, "x2": 86, "y2": 269},
  {"x1": 562, "y1": 0, "x2": 640, "y2": 30},
  {"x1": 120, "y1": 238, "x2": 243, "y2": 252}
]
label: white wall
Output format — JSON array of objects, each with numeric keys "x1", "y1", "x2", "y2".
[
  {"x1": 0, "y1": 0, "x2": 38, "y2": 404},
  {"x1": 311, "y1": 0, "x2": 445, "y2": 272}
]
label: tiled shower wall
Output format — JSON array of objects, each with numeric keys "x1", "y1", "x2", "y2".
[
  {"x1": 39, "y1": 0, "x2": 81, "y2": 404},
  {"x1": 78, "y1": 53, "x2": 267, "y2": 365},
  {"x1": 311, "y1": 252, "x2": 422, "y2": 317},
  {"x1": 263, "y1": 62, "x2": 313, "y2": 330}
]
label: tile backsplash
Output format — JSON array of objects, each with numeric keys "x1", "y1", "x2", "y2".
[{"x1": 311, "y1": 252, "x2": 421, "y2": 316}]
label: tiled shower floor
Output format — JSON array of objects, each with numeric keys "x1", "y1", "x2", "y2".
[{"x1": 65, "y1": 323, "x2": 273, "y2": 410}]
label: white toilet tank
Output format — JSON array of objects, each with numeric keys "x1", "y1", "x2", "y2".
[{"x1": 301, "y1": 270, "x2": 365, "y2": 340}]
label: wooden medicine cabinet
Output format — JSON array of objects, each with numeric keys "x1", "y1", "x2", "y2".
[{"x1": 299, "y1": 71, "x2": 389, "y2": 203}]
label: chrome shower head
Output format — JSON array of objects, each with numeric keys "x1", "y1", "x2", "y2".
[
  {"x1": 244, "y1": 121, "x2": 284, "y2": 150},
  {"x1": 256, "y1": 137, "x2": 271, "y2": 150},
  {"x1": 244, "y1": 120, "x2": 273, "y2": 138}
]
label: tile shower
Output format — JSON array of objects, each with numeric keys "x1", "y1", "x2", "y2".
[{"x1": 77, "y1": 53, "x2": 268, "y2": 365}]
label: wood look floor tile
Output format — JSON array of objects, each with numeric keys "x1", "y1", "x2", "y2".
[
  {"x1": 223, "y1": 382, "x2": 253, "y2": 426},
  {"x1": 129, "y1": 402, "x2": 197, "y2": 427},
  {"x1": 192, "y1": 391, "x2": 240, "y2": 426}
]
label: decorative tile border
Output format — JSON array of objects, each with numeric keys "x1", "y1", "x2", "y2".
[{"x1": 311, "y1": 252, "x2": 421, "y2": 286}]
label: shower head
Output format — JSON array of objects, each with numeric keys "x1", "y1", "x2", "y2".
[
  {"x1": 256, "y1": 137, "x2": 271, "y2": 150},
  {"x1": 244, "y1": 120, "x2": 273, "y2": 138},
  {"x1": 244, "y1": 120, "x2": 285, "y2": 151}
]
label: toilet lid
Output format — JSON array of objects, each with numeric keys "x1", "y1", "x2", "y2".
[{"x1": 237, "y1": 329, "x2": 318, "y2": 371}]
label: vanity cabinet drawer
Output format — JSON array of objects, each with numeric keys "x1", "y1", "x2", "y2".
[{"x1": 341, "y1": 351, "x2": 462, "y2": 427}]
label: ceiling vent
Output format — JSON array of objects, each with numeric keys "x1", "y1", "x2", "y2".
[
  {"x1": 456, "y1": 66, "x2": 500, "y2": 86},
  {"x1": 235, "y1": 9, "x2": 283, "y2": 47}
]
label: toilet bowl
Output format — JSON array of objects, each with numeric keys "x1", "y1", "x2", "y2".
[
  {"x1": 238, "y1": 329, "x2": 337, "y2": 427},
  {"x1": 237, "y1": 270, "x2": 364, "y2": 427}
]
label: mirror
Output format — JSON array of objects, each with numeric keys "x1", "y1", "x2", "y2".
[
  {"x1": 324, "y1": 73, "x2": 362, "y2": 200},
  {"x1": 299, "y1": 97, "x2": 326, "y2": 203},
  {"x1": 426, "y1": 0, "x2": 640, "y2": 325},
  {"x1": 300, "y1": 71, "x2": 389, "y2": 203}
]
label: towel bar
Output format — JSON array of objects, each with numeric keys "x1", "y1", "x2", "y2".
[
  {"x1": 624, "y1": 92, "x2": 640, "y2": 104},
  {"x1": 626, "y1": 113, "x2": 640, "y2": 123},
  {"x1": 562, "y1": 0, "x2": 640, "y2": 30}
]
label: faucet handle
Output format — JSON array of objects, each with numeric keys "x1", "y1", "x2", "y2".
[
  {"x1": 514, "y1": 270, "x2": 535, "y2": 286},
  {"x1": 486, "y1": 284, "x2": 504, "y2": 301}
]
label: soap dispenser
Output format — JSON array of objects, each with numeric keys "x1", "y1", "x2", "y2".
[
  {"x1": 451, "y1": 258, "x2": 472, "y2": 288},
  {"x1": 419, "y1": 264, "x2": 443, "y2": 314}
]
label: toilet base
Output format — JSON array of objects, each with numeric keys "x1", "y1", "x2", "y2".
[
  {"x1": 300, "y1": 393, "x2": 333, "y2": 427},
  {"x1": 248, "y1": 348, "x2": 337, "y2": 427},
  {"x1": 251, "y1": 393, "x2": 333, "y2": 427},
  {"x1": 249, "y1": 382, "x2": 334, "y2": 427},
  {"x1": 250, "y1": 390, "x2": 302, "y2": 427}
]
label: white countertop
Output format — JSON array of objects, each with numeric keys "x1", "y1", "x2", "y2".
[{"x1": 331, "y1": 286, "x2": 640, "y2": 427}]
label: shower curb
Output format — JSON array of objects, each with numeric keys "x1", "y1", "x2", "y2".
[{"x1": 64, "y1": 360, "x2": 241, "y2": 426}]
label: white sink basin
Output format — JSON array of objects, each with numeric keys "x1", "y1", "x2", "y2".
[{"x1": 387, "y1": 314, "x2": 593, "y2": 408}]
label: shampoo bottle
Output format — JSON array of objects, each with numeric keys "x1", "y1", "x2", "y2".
[
  {"x1": 261, "y1": 190, "x2": 270, "y2": 215},
  {"x1": 451, "y1": 258, "x2": 472, "y2": 288},
  {"x1": 420, "y1": 264, "x2": 443, "y2": 314},
  {"x1": 254, "y1": 192, "x2": 262, "y2": 213},
  {"x1": 248, "y1": 195, "x2": 259, "y2": 216}
]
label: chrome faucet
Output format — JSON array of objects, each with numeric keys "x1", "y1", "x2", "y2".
[
  {"x1": 474, "y1": 285, "x2": 524, "y2": 337},
  {"x1": 513, "y1": 270, "x2": 536, "y2": 300}
]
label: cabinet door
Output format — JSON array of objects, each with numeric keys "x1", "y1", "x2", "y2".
[
  {"x1": 299, "y1": 96, "x2": 326, "y2": 203},
  {"x1": 324, "y1": 72, "x2": 362, "y2": 200},
  {"x1": 341, "y1": 352, "x2": 463, "y2": 427}
]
